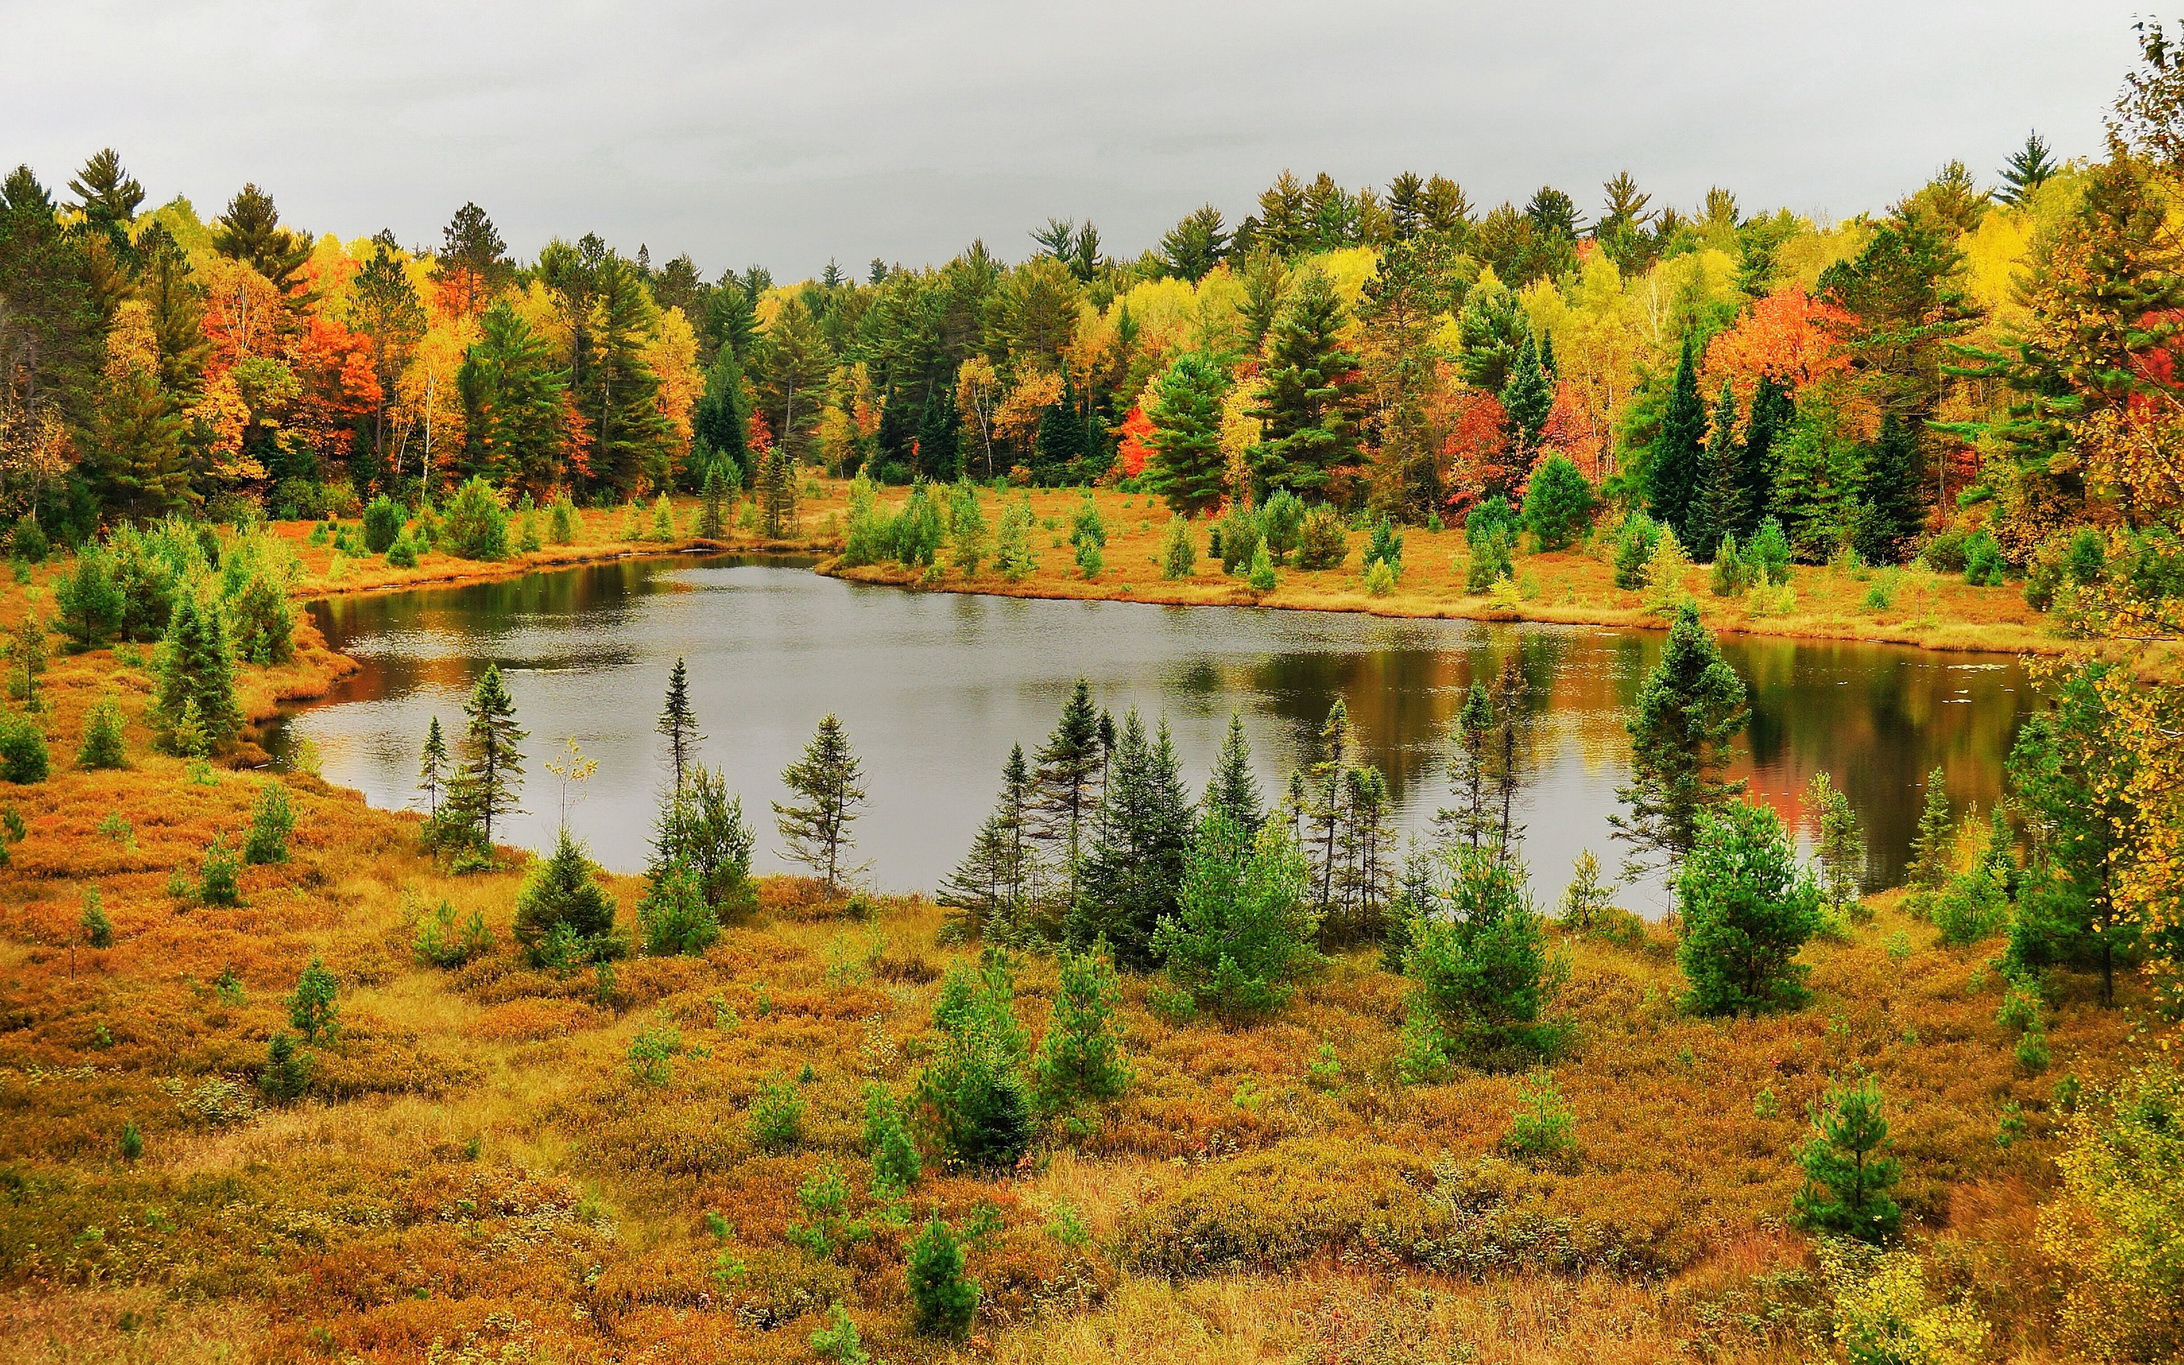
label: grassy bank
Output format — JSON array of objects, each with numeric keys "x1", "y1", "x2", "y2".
[
  {"x1": 0, "y1": 506, "x2": 2149, "y2": 1364},
  {"x1": 821, "y1": 485, "x2": 2072, "y2": 661}
]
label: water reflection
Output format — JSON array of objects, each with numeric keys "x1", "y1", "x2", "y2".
[{"x1": 269, "y1": 556, "x2": 2037, "y2": 915}]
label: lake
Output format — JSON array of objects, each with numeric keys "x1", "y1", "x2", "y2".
[{"x1": 267, "y1": 555, "x2": 2038, "y2": 914}]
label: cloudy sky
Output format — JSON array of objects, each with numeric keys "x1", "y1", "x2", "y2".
[{"x1": 1, "y1": 1, "x2": 2148, "y2": 280}]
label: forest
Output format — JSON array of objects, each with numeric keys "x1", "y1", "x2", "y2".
[{"x1": 2, "y1": 14, "x2": 2184, "y2": 1365}]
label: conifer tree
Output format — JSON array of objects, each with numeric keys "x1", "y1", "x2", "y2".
[
  {"x1": 153, "y1": 591, "x2": 241, "y2": 753},
  {"x1": 1996, "y1": 131, "x2": 2058, "y2": 206},
  {"x1": 908, "y1": 1218, "x2": 980, "y2": 1337},
  {"x1": 1145, "y1": 352, "x2": 1231, "y2": 516},
  {"x1": 1791, "y1": 1075, "x2": 1902, "y2": 1243},
  {"x1": 940, "y1": 744, "x2": 1037, "y2": 940},
  {"x1": 1500, "y1": 332, "x2": 1553, "y2": 451},
  {"x1": 1856, "y1": 414, "x2": 1923, "y2": 564},
  {"x1": 1740, "y1": 374, "x2": 1792, "y2": 537},
  {"x1": 696, "y1": 461, "x2": 729, "y2": 539},
  {"x1": 513, "y1": 828, "x2": 619, "y2": 958},
  {"x1": 1250, "y1": 266, "x2": 1367, "y2": 497},
  {"x1": 1647, "y1": 334, "x2": 1706, "y2": 538},
  {"x1": 1302, "y1": 698, "x2": 1359, "y2": 915},
  {"x1": 1807, "y1": 771, "x2": 1867, "y2": 917},
  {"x1": 578, "y1": 253, "x2": 674, "y2": 495},
  {"x1": 418, "y1": 716, "x2": 448, "y2": 820},
  {"x1": 1152, "y1": 815, "x2": 1322, "y2": 1022},
  {"x1": 1906, "y1": 766, "x2": 1953, "y2": 892},
  {"x1": 1612, "y1": 603, "x2": 1749, "y2": 873},
  {"x1": 948, "y1": 480, "x2": 987, "y2": 576},
  {"x1": 1436, "y1": 682, "x2": 1496, "y2": 850},
  {"x1": 1686, "y1": 383, "x2": 1745, "y2": 561},
  {"x1": 1072, "y1": 712, "x2": 1194, "y2": 968},
  {"x1": 288, "y1": 958, "x2": 339, "y2": 1043},
  {"x1": 657, "y1": 657, "x2": 702, "y2": 793},
  {"x1": 449, "y1": 664, "x2": 526, "y2": 849},
  {"x1": 457, "y1": 300, "x2": 568, "y2": 490},
  {"x1": 1203, "y1": 714, "x2": 1265, "y2": 838},
  {"x1": 774, "y1": 714, "x2": 867, "y2": 890},
  {"x1": 56, "y1": 549, "x2": 123, "y2": 651},
  {"x1": 1676, "y1": 801, "x2": 1822, "y2": 1016},
  {"x1": 1031, "y1": 680, "x2": 1104, "y2": 902},
  {"x1": 1031, "y1": 945, "x2": 1131, "y2": 1108},
  {"x1": 1159, "y1": 514, "x2": 1198, "y2": 579},
  {"x1": 76, "y1": 692, "x2": 125, "y2": 770},
  {"x1": 1395, "y1": 842, "x2": 1557, "y2": 1069},
  {"x1": 914, "y1": 951, "x2": 1032, "y2": 1169}
]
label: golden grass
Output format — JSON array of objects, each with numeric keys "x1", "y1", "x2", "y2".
[{"x1": 0, "y1": 499, "x2": 2144, "y2": 1362}]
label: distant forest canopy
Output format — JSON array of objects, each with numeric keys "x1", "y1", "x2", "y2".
[{"x1": 2, "y1": 18, "x2": 2183, "y2": 578}]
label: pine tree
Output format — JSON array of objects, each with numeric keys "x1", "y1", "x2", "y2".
[
  {"x1": 948, "y1": 480, "x2": 988, "y2": 576},
  {"x1": 1152, "y1": 815, "x2": 1323, "y2": 1022},
  {"x1": 1856, "y1": 414, "x2": 1923, "y2": 565},
  {"x1": 1686, "y1": 383, "x2": 1745, "y2": 562},
  {"x1": 76, "y1": 693, "x2": 125, "y2": 770},
  {"x1": 513, "y1": 828, "x2": 619, "y2": 958},
  {"x1": 908, "y1": 1218, "x2": 980, "y2": 1337},
  {"x1": 81, "y1": 887, "x2": 113, "y2": 948},
  {"x1": 449, "y1": 664, "x2": 526, "y2": 850},
  {"x1": 1250, "y1": 267, "x2": 1367, "y2": 497},
  {"x1": 1204, "y1": 714, "x2": 1265, "y2": 838},
  {"x1": 1996, "y1": 131, "x2": 2059, "y2": 207},
  {"x1": 1612, "y1": 604, "x2": 1750, "y2": 873},
  {"x1": 1302, "y1": 698, "x2": 1359, "y2": 916},
  {"x1": 1500, "y1": 332, "x2": 1553, "y2": 451},
  {"x1": 1396, "y1": 842, "x2": 1556, "y2": 1067},
  {"x1": 1907, "y1": 766, "x2": 1953, "y2": 892},
  {"x1": 863, "y1": 1084, "x2": 923, "y2": 1195},
  {"x1": 940, "y1": 744, "x2": 1037, "y2": 940},
  {"x1": 457, "y1": 301, "x2": 568, "y2": 491},
  {"x1": 1145, "y1": 353, "x2": 1231, "y2": 516},
  {"x1": 1807, "y1": 771, "x2": 1867, "y2": 917},
  {"x1": 1791, "y1": 1075, "x2": 1902, "y2": 1243},
  {"x1": 153, "y1": 592, "x2": 241, "y2": 753},
  {"x1": 56, "y1": 549, "x2": 123, "y2": 651},
  {"x1": 1436, "y1": 682, "x2": 1496, "y2": 851},
  {"x1": 1031, "y1": 945, "x2": 1130, "y2": 1108},
  {"x1": 696, "y1": 461, "x2": 729, "y2": 539},
  {"x1": 1071, "y1": 712, "x2": 1194, "y2": 969},
  {"x1": 1740, "y1": 374, "x2": 1791, "y2": 538},
  {"x1": 657, "y1": 657, "x2": 703, "y2": 793},
  {"x1": 288, "y1": 958, "x2": 339, "y2": 1042},
  {"x1": 1676, "y1": 802, "x2": 1822, "y2": 1016},
  {"x1": 418, "y1": 716, "x2": 448, "y2": 820},
  {"x1": 1647, "y1": 334, "x2": 1706, "y2": 539},
  {"x1": 577, "y1": 254, "x2": 674, "y2": 495},
  {"x1": 1031, "y1": 680, "x2": 1104, "y2": 902},
  {"x1": 774, "y1": 714, "x2": 867, "y2": 890}
]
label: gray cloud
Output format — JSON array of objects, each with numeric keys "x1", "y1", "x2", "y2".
[{"x1": 1, "y1": 0, "x2": 2144, "y2": 278}]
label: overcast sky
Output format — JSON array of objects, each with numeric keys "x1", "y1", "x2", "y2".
[{"x1": 0, "y1": 1, "x2": 2149, "y2": 280}]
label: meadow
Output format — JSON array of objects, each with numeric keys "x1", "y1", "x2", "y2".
[{"x1": 0, "y1": 501, "x2": 2152, "y2": 1365}]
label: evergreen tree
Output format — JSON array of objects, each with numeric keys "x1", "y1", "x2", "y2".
[
  {"x1": 1145, "y1": 352, "x2": 1231, "y2": 516},
  {"x1": 1250, "y1": 266, "x2": 1367, "y2": 497},
  {"x1": 76, "y1": 693, "x2": 125, "y2": 770},
  {"x1": 1686, "y1": 383, "x2": 1745, "y2": 561},
  {"x1": 576, "y1": 253, "x2": 674, "y2": 495},
  {"x1": 863, "y1": 1084, "x2": 922, "y2": 1195},
  {"x1": 648, "y1": 763, "x2": 757, "y2": 923},
  {"x1": 948, "y1": 480, "x2": 987, "y2": 576},
  {"x1": 657, "y1": 657, "x2": 703, "y2": 793},
  {"x1": 243, "y1": 782, "x2": 294, "y2": 865},
  {"x1": 1302, "y1": 698, "x2": 1359, "y2": 916},
  {"x1": 1500, "y1": 332, "x2": 1553, "y2": 450},
  {"x1": 153, "y1": 591, "x2": 241, "y2": 753},
  {"x1": 1856, "y1": 414, "x2": 1923, "y2": 564},
  {"x1": 1203, "y1": 714, "x2": 1265, "y2": 838},
  {"x1": 1906, "y1": 766, "x2": 1954, "y2": 892},
  {"x1": 914, "y1": 951, "x2": 1032, "y2": 1170},
  {"x1": 85, "y1": 361, "x2": 191, "y2": 518},
  {"x1": 418, "y1": 716, "x2": 448, "y2": 820},
  {"x1": 1396, "y1": 842, "x2": 1557, "y2": 1069},
  {"x1": 1996, "y1": 131, "x2": 2059, "y2": 206},
  {"x1": 1031, "y1": 945, "x2": 1131, "y2": 1108},
  {"x1": 774, "y1": 714, "x2": 867, "y2": 890},
  {"x1": 457, "y1": 300, "x2": 568, "y2": 491},
  {"x1": 1740, "y1": 374, "x2": 1792, "y2": 537},
  {"x1": 1676, "y1": 802, "x2": 1822, "y2": 1016},
  {"x1": 1612, "y1": 603, "x2": 1750, "y2": 873},
  {"x1": 449, "y1": 663, "x2": 526, "y2": 849},
  {"x1": 1790, "y1": 1075, "x2": 1903, "y2": 1243},
  {"x1": 1030, "y1": 680, "x2": 1104, "y2": 902},
  {"x1": 1806, "y1": 770, "x2": 1867, "y2": 917},
  {"x1": 695, "y1": 461, "x2": 729, "y2": 539},
  {"x1": 55, "y1": 549, "x2": 124, "y2": 652},
  {"x1": 513, "y1": 828, "x2": 620, "y2": 959},
  {"x1": 1519, "y1": 453, "x2": 1596, "y2": 551},
  {"x1": 1158, "y1": 514, "x2": 1198, "y2": 579},
  {"x1": 1436, "y1": 682, "x2": 1496, "y2": 850},
  {"x1": 907, "y1": 1218, "x2": 980, "y2": 1337},
  {"x1": 940, "y1": 744, "x2": 1037, "y2": 941},
  {"x1": 288, "y1": 958, "x2": 339, "y2": 1043},
  {"x1": 210, "y1": 182, "x2": 310, "y2": 292},
  {"x1": 693, "y1": 345, "x2": 751, "y2": 483},
  {"x1": 81, "y1": 888, "x2": 113, "y2": 948},
  {"x1": 1647, "y1": 334, "x2": 1706, "y2": 539},
  {"x1": 2006, "y1": 662, "x2": 2140, "y2": 1005},
  {"x1": 1152, "y1": 815, "x2": 1322, "y2": 1023},
  {"x1": 1071, "y1": 712, "x2": 1194, "y2": 968}
]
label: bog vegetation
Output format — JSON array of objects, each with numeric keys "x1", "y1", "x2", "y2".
[{"x1": 4, "y1": 17, "x2": 2184, "y2": 1365}]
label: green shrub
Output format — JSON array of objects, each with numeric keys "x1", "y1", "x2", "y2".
[
  {"x1": 1963, "y1": 528, "x2": 2007, "y2": 586},
  {"x1": 914, "y1": 950, "x2": 1034, "y2": 1169},
  {"x1": 626, "y1": 1019, "x2": 682, "y2": 1087},
  {"x1": 1396, "y1": 843, "x2": 1560, "y2": 1071},
  {"x1": 1501, "y1": 1070, "x2": 1576, "y2": 1162},
  {"x1": 908, "y1": 1218, "x2": 980, "y2": 1337},
  {"x1": 1677, "y1": 802, "x2": 1821, "y2": 1017},
  {"x1": 808, "y1": 1305, "x2": 870, "y2": 1364},
  {"x1": 288, "y1": 958, "x2": 339, "y2": 1042},
  {"x1": 413, "y1": 898, "x2": 494, "y2": 967},
  {"x1": 1152, "y1": 818, "x2": 1322, "y2": 1024},
  {"x1": 1247, "y1": 539, "x2": 1277, "y2": 592},
  {"x1": 0, "y1": 714, "x2": 49, "y2": 784},
  {"x1": 385, "y1": 531, "x2": 419, "y2": 568},
  {"x1": 243, "y1": 782, "x2": 294, "y2": 864},
  {"x1": 1364, "y1": 556, "x2": 1396, "y2": 596},
  {"x1": 748, "y1": 1070, "x2": 805, "y2": 1150},
  {"x1": 1709, "y1": 532, "x2": 1752, "y2": 596},
  {"x1": 549, "y1": 495, "x2": 578, "y2": 545},
  {"x1": 1260, "y1": 489, "x2": 1305, "y2": 563},
  {"x1": 1159, "y1": 515, "x2": 1197, "y2": 579},
  {"x1": 81, "y1": 888, "x2": 113, "y2": 948},
  {"x1": 513, "y1": 830, "x2": 620, "y2": 962},
  {"x1": 1031, "y1": 947, "x2": 1131, "y2": 1111},
  {"x1": 1790, "y1": 1075, "x2": 1902, "y2": 1243},
  {"x1": 1362, "y1": 517, "x2": 1404, "y2": 574},
  {"x1": 120, "y1": 1120, "x2": 142, "y2": 1162},
  {"x1": 1520, "y1": 455, "x2": 1596, "y2": 551},
  {"x1": 197, "y1": 837, "x2": 241, "y2": 907},
  {"x1": 1613, "y1": 512, "x2": 1662, "y2": 590},
  {"x1": 9, "y1": 516, "x2": 49, "y2": 563},
  {"x1": 76, "y1": 694, "x2": 126, "y2": 769},
  {"x1": 1293, "y1": 505, "x2": 1347, "y2": 570},
  {"x1": 863, "y1": 1085, "x2": 922, "y2": 1196},
  {"x1": 638, "y1": 858, "x2": 720, "y2": 956},
  {"x1": 442, "y1": 477, "x2": 510, "y2": 561},
  {"x1": 55, "y1": 550, "x2": 124, "y2": 651},
  {"x1": 258, "y1": 1032, "x2": 311, "y2": 1102},
  {"x1": 362, "y1": 495, "x2": 406, "y2": 554}
]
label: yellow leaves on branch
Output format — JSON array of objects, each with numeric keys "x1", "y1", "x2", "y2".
[
  {"x1": 992, "y1": 368, "x2": 1064, "y2": 451},
  {"x1": 2074, "y1": 402, "x2": 2184, "y2": 525}
]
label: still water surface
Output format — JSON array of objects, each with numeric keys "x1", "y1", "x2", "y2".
[{"x1": 269, "y1": 556, "x2": 2038, "y2": 913}]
